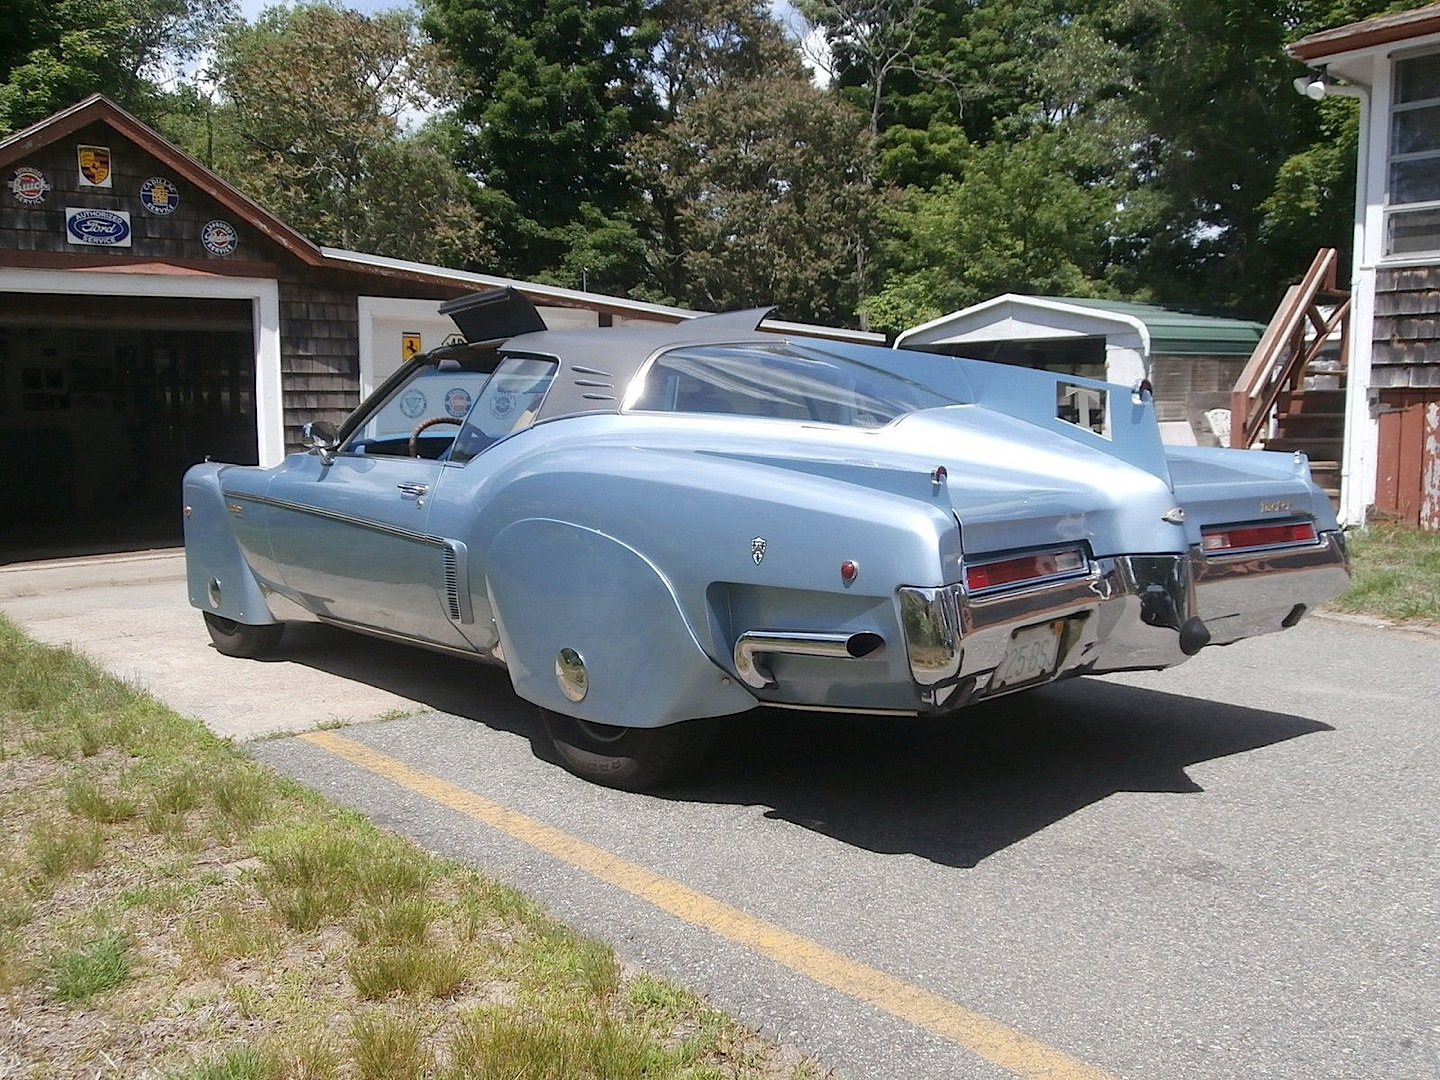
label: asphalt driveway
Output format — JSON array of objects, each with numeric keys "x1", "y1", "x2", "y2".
[{"x1": 4, "y1": 550, "x2": 1438, "y2": 1080}]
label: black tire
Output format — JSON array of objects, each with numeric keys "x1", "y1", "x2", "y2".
[
  {"x1": 540, "y1": 709, "x2": 715, "y2": 791},
  {"x1": 203, "y1": 612, "x2": 284, "y2": 659}
]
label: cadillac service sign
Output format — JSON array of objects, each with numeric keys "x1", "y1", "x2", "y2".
[{"x1": 65, "y1": 207, "x2": 133, "y2": 247}]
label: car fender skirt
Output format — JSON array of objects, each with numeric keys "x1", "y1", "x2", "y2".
[
  {"x1": 182, "y1": 463, "x2": 278, "y2": 626},
  {"x1": 485, "y1": 519, "x2": 757, "y2": 728}
]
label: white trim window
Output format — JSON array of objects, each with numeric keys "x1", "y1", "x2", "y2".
[{"x1": 1387, "y1": 50, "x2": 1440, "y2": 255}]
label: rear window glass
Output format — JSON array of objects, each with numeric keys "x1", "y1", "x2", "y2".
[{"x1": 627, "y1": 343, "x2": 959, "y2": 428}]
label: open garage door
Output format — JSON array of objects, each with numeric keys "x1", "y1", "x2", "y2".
[{"x1": 0, "y1": 294, "x2": 257, "y2": 563}]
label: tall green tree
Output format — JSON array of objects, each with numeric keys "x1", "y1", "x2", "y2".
[
  {"x1": 0, "y1": 0, "x2": 236, "y2": 133},
  {"x1": 629, "y1": 73, "x2": 881, "y2": 324},
  {"x1": 205, "y1": 3, "x2": 486, "y2": 265},
  {"x1": 806, "y1": 0, "x2": 1416, "y2": 325},
  {"x1": 419, "y1": 0, "x2": 660, "y2": 277},
  {"x1": 861, "y1": 133, "x2": 1123, "y2": 334}
]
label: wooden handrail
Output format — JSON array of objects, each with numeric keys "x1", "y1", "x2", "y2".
[{"x1": 1230, "y1": 248, "x2": 1350, "y2": 449}]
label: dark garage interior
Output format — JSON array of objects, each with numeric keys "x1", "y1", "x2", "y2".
[{"x1": 0, "y1": 294, "x2": 257, "y2": 564}]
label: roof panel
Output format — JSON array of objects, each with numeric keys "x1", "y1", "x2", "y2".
[{"x1": 1029, "y1": 297, "x2": 1265, "y2": 356}]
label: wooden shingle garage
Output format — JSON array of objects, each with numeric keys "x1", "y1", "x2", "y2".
[{"x1": 3, "y1": 96, "x2": 880, "y2": 562}]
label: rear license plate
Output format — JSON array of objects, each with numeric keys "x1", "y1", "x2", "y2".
[{"x1": 991, "y1": 620, "x2": 1065, "y2": 690}]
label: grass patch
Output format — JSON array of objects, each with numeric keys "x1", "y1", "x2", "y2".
[
  {"x1": 350, "y1": 1012, "x2": 432, "y2": 1079},
  {"x1": 28, "y1": 816, "x2": 104, "y2": 881},
  {"x1": 168, "y1": 1046, "x2": 272, "y2": 1080},
  {"x1": 0, "y1": 614, "x2": 830, "y2": 1079},
  {"x1": 50, "y1": 930, "x2": 130, "y2": 1004},
  {"x1": 1331, "y1": 521, "x2": 1440, "y2": 624},
  {"x1": 445, "y1": 1006, "x2": 660, "y2": 1079},
  {"x1": 348, "y1": 942, "x2": 469, "y2": 999},
  {"x1": 66, "y1": 774, "x2": 140, "y2": 823}
]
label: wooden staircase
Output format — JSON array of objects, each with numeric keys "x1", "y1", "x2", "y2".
[{"x1": 1230, "y1": 248, "x2": 1351, "y2": 503}]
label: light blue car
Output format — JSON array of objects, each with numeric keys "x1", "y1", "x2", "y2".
[{"x1": 183, "y1": 288, "x2": 1350, "y2": 789}]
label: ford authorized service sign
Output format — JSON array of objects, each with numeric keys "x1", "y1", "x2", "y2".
[{"x1": 65, "y1": 207, "x2": 133, "y2": 247}]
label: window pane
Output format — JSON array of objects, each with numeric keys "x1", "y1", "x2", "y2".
[
  {"x1": 1387, "y1": 207, "x2": 1440, "y2": 255},
  {"x1": 1392, "y1": 104, "x2": 1440, "y2": 154},
  {"x1": 346, "y1": 365, "x2": 490, "y2": 453},
  {"x1": 1395, "y1": 53, "x2": 1440, "y2": 104},
  {"x1": 448, "y1": 356, "x2": 557, "y2": 462},
  {"x1": 1390, "y1": 158, "x2": 1440, "y2": 204},
  {"x1": 630, "y1": 343, "x2": 959, "y2": 428}
]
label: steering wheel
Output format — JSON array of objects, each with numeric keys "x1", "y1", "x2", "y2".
[{"x1": 409, "y1": 416, "x2": 463, "y2": 457}]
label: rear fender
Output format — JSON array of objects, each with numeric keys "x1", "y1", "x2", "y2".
[
  {"x1": 182, "y1": 463, "x2": 277, "y2": 625},
  {"x1": 485, "y1": 518, "x2": 756, "y2": 728}
]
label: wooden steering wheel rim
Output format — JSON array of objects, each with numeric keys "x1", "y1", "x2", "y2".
[{"x1": 409, "y1": 415, "x2": 463, "y2": 457}]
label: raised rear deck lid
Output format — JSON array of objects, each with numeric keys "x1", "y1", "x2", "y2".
[{"x1": 439, "y1": 286, "x2": 547, "y2": 345}]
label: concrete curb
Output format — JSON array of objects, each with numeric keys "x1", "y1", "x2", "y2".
[{"x1": 1314, "y1": 607, "x2": 1440, "y2": 640}]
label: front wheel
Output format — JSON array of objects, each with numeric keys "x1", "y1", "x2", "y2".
[
  {"x1": 203, "y1": 612, "x2": 284, "y2": 659},
  {"x1": 540, "y1": 710, "x2": 715, "y2": 791}
]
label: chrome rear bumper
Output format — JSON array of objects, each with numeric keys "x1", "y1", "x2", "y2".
[{"x1": 899, "y1": 530, "x2": 1349, "y2": 710}]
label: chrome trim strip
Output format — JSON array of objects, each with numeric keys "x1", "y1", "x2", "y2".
[
  {"x1": 224, "y1": 491, "x2": 446, "y2": 547},
  {"x1": 759, "y1": 702, "x2": 919, "y2": 718},
  {"x1": 315, "y1": 614, "x2": 486, "y2": 660},
  {"x1": 733, "y1": 630, "x2": 885, "y2": 689}
]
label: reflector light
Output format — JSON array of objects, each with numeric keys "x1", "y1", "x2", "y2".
[
  {"x1": 840, "y1": 560, "x2": 859, "y2": 583},
  {"x1": 965, "y1": 548, "x2": 1086, "y2": 592},
  {"x1": 1201, "y1": 522, "x2": 1317, "y2": 552}
]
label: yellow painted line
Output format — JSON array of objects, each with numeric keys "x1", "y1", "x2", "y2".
[{"x1": 300, "y1": 729, "x2": 1118, "y2": 1080}]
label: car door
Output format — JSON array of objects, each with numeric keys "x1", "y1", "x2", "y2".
[{"x1": 264, "y1": 359, "x2": 490, "y2": 649}]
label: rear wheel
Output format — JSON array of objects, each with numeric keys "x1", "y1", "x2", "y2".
[
  {"x1": 203, "y1": 612, "x2": 284, "y2": 658},
  {"x1": 540, "y1": 710, "x2": 715, "y2": 791}
]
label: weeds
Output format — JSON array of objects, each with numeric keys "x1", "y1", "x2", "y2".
[
  {"x1": 0, "y1": 614, "x2": 831, "y2": 1079},
  {"x1": 65, "y1": 775, "x2": 139, "y2": 823},
  {"x1": 168, "y1": 1046, "x2": 271, "y2": 1080},
  {"x1": 50, "y1": 931, "x2": 130, "y2": 1004},
  {"x1": 28, "y1": 817, "x2": 104, "y2": 881},
  {"x1": 446, "y1": 1006, "x2": 659, "y2": 1080},
  {"x1": 1333, "y1": 522, "x2": 1440, "y2": 624},
  {"x1": 350, "y1": 1012, "x2": 431, "y2": 1079},
  {"x1": 348, "y1": 943, "x2": 469, "y2": 999}
]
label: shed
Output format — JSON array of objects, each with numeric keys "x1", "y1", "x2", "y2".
[{"x1": 895, "y1": 295, "x2": 1266, "y2": 443}]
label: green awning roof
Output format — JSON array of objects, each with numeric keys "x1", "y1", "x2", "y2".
[{"x1": 1035, "y1": 297, "x2": 1266, "y2": 357}]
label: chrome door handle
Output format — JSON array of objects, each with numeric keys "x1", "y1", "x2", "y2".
[{"x1": 396, "y1": 482, "x2": 429, "y2": 497}]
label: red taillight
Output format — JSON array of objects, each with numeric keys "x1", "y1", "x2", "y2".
[
  {"x1": 1201, "y1": 521, "x2": 1317, "y2": 553},
  {"x1": 965, "y1": 548, "x2": 1086, "y2": 592}
]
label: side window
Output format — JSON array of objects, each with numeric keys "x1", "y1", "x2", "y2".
[
  {"x1": 342, "y1": 363, "x2": 490, "y2": 458},
  {"x1": 448, "y1": 355, "x2": 559, "y2": 464},
  {"x1": 1388, "y1": 51, "x2": 1440, "y2": 255}
]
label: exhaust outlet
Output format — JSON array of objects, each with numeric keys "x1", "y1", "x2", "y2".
[{"x1": 734, "y1": 630, "x2": 886, "y2": 689}]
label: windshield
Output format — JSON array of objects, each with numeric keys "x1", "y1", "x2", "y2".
[
  {"x1": 627, "y1": 343, "x2": 960, "y2": 428},
  {"x1": 448, "y1": 354, "x2": 559, "y2": 463}
]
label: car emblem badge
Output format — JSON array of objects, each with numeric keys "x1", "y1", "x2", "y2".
[
  {"x1": 1261, "y1": 500, "x2": 1291, "y2": 514},
  {"x1": 751, "y1": 537, "x2": 767, "y2": 565}
]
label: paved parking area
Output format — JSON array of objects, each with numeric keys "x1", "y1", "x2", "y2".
[{"x1": 4, "y1": 551, "x2": 1439, "y2": 1080}]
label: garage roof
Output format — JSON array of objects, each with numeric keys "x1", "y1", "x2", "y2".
[{"x1": 896, "y1": 293, "x2": 1265, "y2": 359}]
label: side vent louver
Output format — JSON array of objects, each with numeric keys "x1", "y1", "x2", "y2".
[
  {"x1": 440, "y1": 540, "x2": 472, "y2": 623},
  {"x1": 571, "y1": 365, "x2": 616, "y2": 402}
]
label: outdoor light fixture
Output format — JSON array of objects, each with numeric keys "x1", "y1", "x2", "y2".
[
  {"x1": 1293, "y1": 65, "x2": 1365, "y2": 101},
  {"x1": 1295, "y1": 65, "x2": 1333, "y2": 99}
]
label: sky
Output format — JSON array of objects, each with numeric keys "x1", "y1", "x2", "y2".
[
  {"x1": 227, "y1": 0, "x2": 826, "y2": 90},
  {"x1": 233, "y1": 0, "x2": 811, "y2": 38}
]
